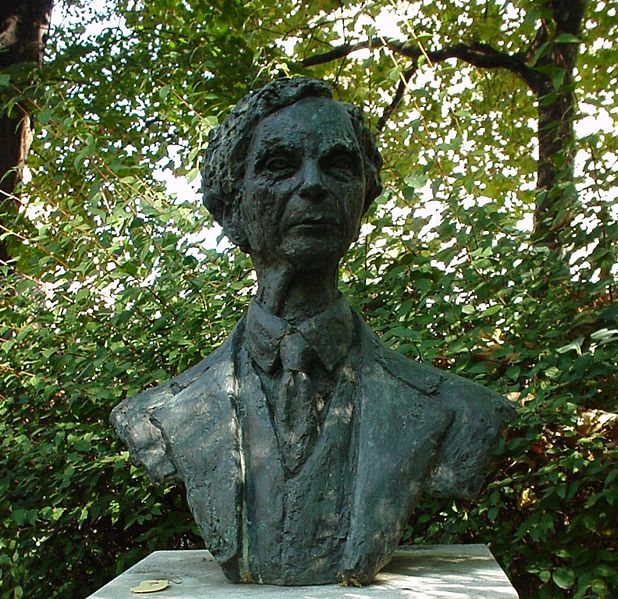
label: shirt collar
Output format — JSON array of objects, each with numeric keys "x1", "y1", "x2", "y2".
[{"x1": 245, "y1": 295, "x2": 354, "y2": 374}]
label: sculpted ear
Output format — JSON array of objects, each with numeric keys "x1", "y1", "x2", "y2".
[{"x1": 202, "y1": 165, "x2": 250, "y2": 252}]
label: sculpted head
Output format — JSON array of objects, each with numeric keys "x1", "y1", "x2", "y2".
[{"x1": 202, "y1": 78, "x2": 382, "y2": 266}]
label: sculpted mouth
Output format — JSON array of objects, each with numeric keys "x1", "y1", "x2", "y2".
[{"x1": 289, "y1": 217, "x2": 339, "y2": 229}]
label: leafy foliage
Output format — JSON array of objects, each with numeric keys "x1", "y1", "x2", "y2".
[{"x1": 1, "y1": 1, "x2": 616, "y2": 598}]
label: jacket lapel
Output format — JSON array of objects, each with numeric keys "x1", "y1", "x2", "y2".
[{"x1": 340, "y1": 317, "x2": 454, "y2": 582}]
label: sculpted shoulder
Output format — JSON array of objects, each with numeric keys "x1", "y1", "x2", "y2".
[
  {"x1": 109, "y1": 330, "x2": 237, "y2": 482},
  {"x1": 361, "y1": 320, "x2": 516, "y2": 498}
]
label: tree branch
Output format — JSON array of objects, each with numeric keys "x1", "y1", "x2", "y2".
[
  {"x1": 300, "y1": 39, "x2": 374, "y2": 67},
  {"x1": 377, "y1": 65, "x2": 418, "y2": 132},
  {"x1": 300, "y1": 38, "x2": 539, "y2": 91}
]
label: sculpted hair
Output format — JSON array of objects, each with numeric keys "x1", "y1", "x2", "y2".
[{"x1": 202, "y1": 77, "x2": 383, "y2": 251}]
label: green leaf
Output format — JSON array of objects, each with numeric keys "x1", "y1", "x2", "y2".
[
  {"x1": 480, "y1": 304, "x2": 501, "y2": 318},
  {"x1": 556, "y1": 336, "x2": 584, "y2": 354},
  {"x1": 554, "y1": 33, "x2": 581, "y2": 43},
  {"x1": 553, "y1": 567, "x2": 575, "y2": 589},
  {"x1": 388, "y1": 67, "x2": 401, "y2": 82},
  {"x1": 590, "y1": 328, "x2": 617, "y2": 342},
  {"x1": 545, "y1": 367, "x2": 561, "y2": 379},
  {"x1": 531, "y1": 41, "x2": 551, "y2": 65},
  {"x1": 38, "y1": 108, "x2": 53, "y2": 124},
  {"x1": 12, "y1": 509, "x2": 27, "y2": 525},
  {"x1": 539, "y1": 570, "x2": 551, "y2": 583},
  {"x1": 552, "y1": 68, "x2": 566, "y2": 90},
  {"x1": 405, "y1": 172, "x2": 429, "y2": 189}
]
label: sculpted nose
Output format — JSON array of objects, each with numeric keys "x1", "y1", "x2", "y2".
[{"x1": 298, "y1": 161, "x2": 327, "y2": 200}]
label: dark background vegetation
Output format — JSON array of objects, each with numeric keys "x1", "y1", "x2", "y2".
[{"x1": 1, "y1": 0, "x2": 616, "y2": 597}]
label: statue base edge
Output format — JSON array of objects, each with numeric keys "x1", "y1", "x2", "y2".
[{"x1": 87, "y1": 544, "x2": 519, "y2": 598}]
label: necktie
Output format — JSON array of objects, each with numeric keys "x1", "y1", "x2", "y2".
[{"x1": 274, "y1": 332, "x2": 319, "y2": 475}]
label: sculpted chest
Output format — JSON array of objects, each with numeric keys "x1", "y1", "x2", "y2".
[{"x1": 118, "y1": 316, "x2": 461, "y2": 584}]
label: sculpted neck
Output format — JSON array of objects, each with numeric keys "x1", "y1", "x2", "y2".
[{"x1": 253, "y1": 258, "x2": 340, "y2": 324}]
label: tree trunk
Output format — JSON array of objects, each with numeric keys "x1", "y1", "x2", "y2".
[
  {"x1": 532, "y1": 0, "x2": 586, "y2": 246},
  {"x1": 0, "y1": 0, "x2": 53, "y2": 264}
]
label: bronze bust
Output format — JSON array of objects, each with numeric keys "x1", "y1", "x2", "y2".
[{"x1": 111, "y1": 77, "x2": 515, "y2": 586}]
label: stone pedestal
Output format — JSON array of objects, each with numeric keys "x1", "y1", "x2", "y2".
[{"x1": 88, "y1": 544, "x2": 518, "y2": 598}]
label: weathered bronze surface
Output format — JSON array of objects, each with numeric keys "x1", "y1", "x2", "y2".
[{"x1": 111, "y1": 78, "x2": 515, "y2": 586}]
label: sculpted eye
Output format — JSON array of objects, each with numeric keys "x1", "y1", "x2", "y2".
[
  {"x1": 263, "y1": 155, "x2": 296, "y2": 174},
  {"x1": 325, "y1": 152, "x2": 360, "y2": 179}
]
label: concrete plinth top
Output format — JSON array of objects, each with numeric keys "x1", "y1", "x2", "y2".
[{"x1": 88, "y1": 544, "x2": 518, "y2": 598}]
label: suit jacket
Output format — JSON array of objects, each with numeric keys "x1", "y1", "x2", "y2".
[{"x1": 110, "y1": 310, "x2": 515, "y2": 583}]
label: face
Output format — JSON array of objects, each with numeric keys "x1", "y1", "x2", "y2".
[{"x1": 240, "y1": 97, "x2": 366, "y2": 269}]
